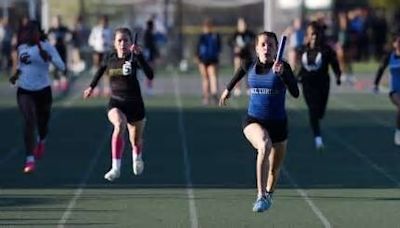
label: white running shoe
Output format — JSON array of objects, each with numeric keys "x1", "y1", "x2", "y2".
[
  {"x1": 394, "y1": 130, "x2": 400, "y2": 146},
  {"x1": 133, "y1": 157, "x2": 144, "y2": 175},
  {"x1": 315, "y1": 136, "x2": 324, "y2": 152},
  {"x1": 104, "y1": 169, "x2": 120, "y2": 181}
]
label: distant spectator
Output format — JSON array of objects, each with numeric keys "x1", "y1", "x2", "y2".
[
  {"x1": 0, "y1": 17, "x2": 14, "y2": 76},
  {"x1": 286, "y1": 17, "x2": 305, "y2": 71},
  {"x1": 88, "y1": 15, "x2": 113, "y2": 97},
  {"x1": 335, "y1": 11, "x2": 354, "y2": 84},
  {"x1": 371, "y1": 9, "x2": 388, "y2": 61},
  {"x1": 70, "y1": 15, "x2": 90, "y2": 74},
  {"x1": 229, "y1": 17, "x2": 255, "y2": 97},
  {"x1": 48, "y1": 15, "x2": 71, "y2": 92},
  {"x1": 143, "y1": 19, "x2": 159, "y2": 95},
  {"x1": 196, "y1": 18, "x2": 221, "y2": 105}
]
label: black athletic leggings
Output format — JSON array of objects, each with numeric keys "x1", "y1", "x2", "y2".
[
  {"x1": 302, "y1": 79, "x2": 330, "y2": 137},
  {"x1": 17, "y1": 87, "x2": 52, "y2": 156}
]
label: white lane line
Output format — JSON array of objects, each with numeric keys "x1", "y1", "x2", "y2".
[
  {"x1": 282, "y1": 168, "x2": 332, "y2": 228},
  {"x1": 329, "y1": 97, "x2": 400, "y2": 187},
  {"x1": 172, "y1": 72, "x2": 199, "y2": 228},
  {"x1": 328, "y1": 130, "x2": 400, "y2": 187},
  {"x1": 0, "y1": 93, "x2": 82, "y2": 165},
  {"x1": 288, "y1": 98, "x2": 400, "y2": 187},
  {"x1": 57, "y1": 129, "x2": 109, "y2": 227},
  {"x1": 230, "y1": 96, "x2": 330, "y2": 226}
]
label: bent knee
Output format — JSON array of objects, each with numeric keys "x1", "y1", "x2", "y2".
[
  {"x1": 113, "y1": 121, "x2": 126, "y2": 133},
  {"x1": 257, "y1": 140, "x2": 272, "y2": 155},
  {"x1": 268, "y1": 168, "x2": 280, "y2": 177}
]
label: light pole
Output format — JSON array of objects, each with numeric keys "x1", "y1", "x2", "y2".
[
  {"x1": 2, "y1": 0, "x2": 9, "y2": 19},
  {"x1": 264, "y1": 0, "x2": 273, "y2": 31},
  {"x1": 41, "y1": 0, "x2": 49, "y2": 31},
  {"x1": 27, "y1": 0, "x2": 36, "y2": 20}
]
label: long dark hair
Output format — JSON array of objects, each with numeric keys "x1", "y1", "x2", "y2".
[
  {"x1": 307, "y1": 21, "x2": 326, "y2": 46},
  {"x1": 17, "y1": 20, "x2": 46, "y2": 46}
]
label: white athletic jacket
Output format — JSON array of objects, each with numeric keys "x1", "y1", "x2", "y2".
[
  {"x1": 17, "y1": 41, "x2": 65, "y2": 91},
  {"x1": 88, "y1": 25, "x2": 113, "y2": 53}
]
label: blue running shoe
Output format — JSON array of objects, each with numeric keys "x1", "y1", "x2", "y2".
[{"x1": 252, "y1": 195, "x2": 272, "y2": 212}]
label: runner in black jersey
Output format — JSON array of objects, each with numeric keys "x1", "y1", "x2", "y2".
[
  {"x1": 220, "y1": 31, "x2": 299, "y2": 212},
  {"x1": 83, "y1": 27, "x2": 154, "y2": 181},
  {"x1": 297, "y1": 21, "x2": 341, "y2": 152}
]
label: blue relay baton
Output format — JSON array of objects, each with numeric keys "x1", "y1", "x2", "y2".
[{"x1": 276, "y1": 35, "x2": 287, "y2": 62}]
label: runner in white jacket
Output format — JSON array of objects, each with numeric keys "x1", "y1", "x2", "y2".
[{"x1": 10, "y1": 20, "x2": 65, "y2": 174}]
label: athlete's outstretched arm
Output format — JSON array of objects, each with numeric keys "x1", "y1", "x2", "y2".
[
  {"x1": 89, "y1": 65, "x2": 107, "y2": 89},
  {"x1": 281, "y1": 62, "x2": 300, "y2": 98},
  {"x1": 83, "y1": 64, "x2": 107, "y2": 98},
  {"x1": 374, "y1": 53, "x2": 390, "y2": 88},
  {"x1": 44, "y1": 42, "x2": 66, "y2": 72},
  {"x1": 226, "y1": 59, "x2": 252, "y2": 91},
  {"x1": 327, "y1": 46, "x2": 342, "y2": 84},
  {"x1": 135, "y1": 54, "x2": 154, "y2": 80},
  {"x1": 219, "y1": 59, "x2": 251, "y2": 106}
]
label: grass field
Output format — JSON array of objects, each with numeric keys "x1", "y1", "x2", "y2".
[{"x1": 0, "y1": 71, "x2": 399, "y2": 228}]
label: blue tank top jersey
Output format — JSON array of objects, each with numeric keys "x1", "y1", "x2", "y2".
[
  {"x1": 247, "y1": 63, "x2": 287, "y2": 120},
  {"x1": 389, "y1": 52, "x2": 400, "y2": 92}
]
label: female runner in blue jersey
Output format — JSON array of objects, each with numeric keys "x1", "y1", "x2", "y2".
[
  {"x1": 219, "y1": 31, "x2": 299, "y2": 212},
  {"x1": 374, "y1": 33, "x2": 400, "y2": 145}
]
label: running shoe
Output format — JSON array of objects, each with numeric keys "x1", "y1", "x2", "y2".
[
  {"x1": 252, "y1": 194, "x2": 272, "y2": 212},
  {"x1": 133, "y1": 157, "x2": 144, "y2": 175},
  {"x1": 23, "y1": 161, "x2": 35, "y2": 174},
  {"x1": 104, "y1": 168, "x2": 120, "y2": 181}
]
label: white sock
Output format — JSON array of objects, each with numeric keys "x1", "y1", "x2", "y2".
[
  {"x1": 257, "y1": 192, "x2": 266, "y2": 199},
  {"x1": 315, "y1": 136, "x2": 323, "y2": 146},
  {"x1": 132, "y1": 147, "x2": 142, "y2": 161},
  {"x1": 112, "y1": 159, "x2": 121, "y2": 170},
  {"x1": 396, "y1": 129, "x2": 400, "y2": 134},
  {"x1": 26, "y1": 156, "x2": 35, "y2": 163}
]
